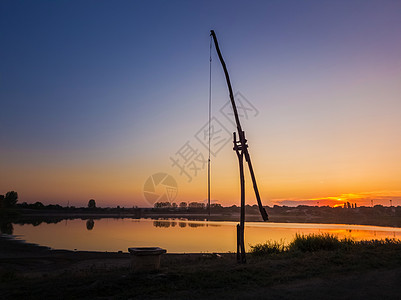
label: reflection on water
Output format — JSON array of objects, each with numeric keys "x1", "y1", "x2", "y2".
[
  {"x1": 9, "y1": 218, "x2": 401, "y2": 253},
  {"x1": 86, "y1": 219, "x2": 95, "y2": 231},
  {"x1": 153, "y1": 220, "x2": 215, "y2": 228},
  {"x1": 179, "y1": 222, "x2": 186, "y2": 228},
  {"x1": 0, "y1": 222, "x2": 13, "y2": 235}
]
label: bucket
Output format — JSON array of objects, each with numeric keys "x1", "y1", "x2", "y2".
[{"x1": 128, "y1": 247, "x2": 167, "y2": 272}]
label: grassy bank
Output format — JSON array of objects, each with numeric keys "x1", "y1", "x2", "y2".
[
  {"x1": 250, "y1": 233, "x2": 401, "y2": 255},
  {"x1": 1, "y1": 234, "x2": 401, "y2": 299}
]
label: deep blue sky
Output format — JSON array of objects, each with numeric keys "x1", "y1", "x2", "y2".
[{"x1": 1, "y1": 0, "x2": 400, "y2": 207}]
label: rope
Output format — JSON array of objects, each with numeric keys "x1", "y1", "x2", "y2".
[{"x1": 208, "y1": 35, "x2": 212, "y2": 216}]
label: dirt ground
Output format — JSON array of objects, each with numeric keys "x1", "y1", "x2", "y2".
[{"x1": 1, "y1": 235, "x2": 401, "y2": 299}]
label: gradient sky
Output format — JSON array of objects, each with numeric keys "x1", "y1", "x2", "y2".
[{"x1": 1, "y1": 0, "x2": 400, "y2": 208}]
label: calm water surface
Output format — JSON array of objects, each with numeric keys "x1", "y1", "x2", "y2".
[{"x1": 11, "y1": 218, "x2": 401, "y2": 253}]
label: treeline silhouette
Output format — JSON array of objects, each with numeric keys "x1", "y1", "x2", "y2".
[
  {"x1": 2, "y1": 190, "x2": 401, "y2": 228},
  {"x1": 150, "y1": 203, "x2": 401, "y2": 227}
]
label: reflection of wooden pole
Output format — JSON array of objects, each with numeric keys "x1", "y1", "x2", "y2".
[{"x1": 236, "y1": 224, "x2": 240, "y2": 262}]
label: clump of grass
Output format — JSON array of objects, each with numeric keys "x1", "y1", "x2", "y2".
[
  {"x1": 357, "y1": 238, "x2": 401, "y2": 248},
  {"x1": 288, "y1": 233, "x2": 343, "y2": 252},
  {"x1": 250, "y1": 234, "x2": 401, "y2": 257},
  {"x1": 250, "y1": 240, "x2": 287, "y2": 256}
]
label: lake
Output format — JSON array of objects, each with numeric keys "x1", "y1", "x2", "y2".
[{"x1": 9, "y1": 218, "x2": 401, "y2": 253}]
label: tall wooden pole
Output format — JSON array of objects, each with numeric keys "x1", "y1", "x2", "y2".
[
  {"x1": 210, "y1": 30, "x2": 268, "y2": 263},
  {"x1": 207, "y1": 36, "x2": 212, "y2": 217},
  {"x1": 210, "y1": 30, "x2": 268, "y2": 222},
  {"x1": 234, "y1": 132, "x2": 246, "y2": 263}
]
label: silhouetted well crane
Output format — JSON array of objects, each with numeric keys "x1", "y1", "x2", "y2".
[{"x1": 210, "y1": 30, "x2": 268, "y2": 263}]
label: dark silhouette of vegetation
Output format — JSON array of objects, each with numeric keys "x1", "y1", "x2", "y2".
[
  {"x1": 86, "y1": 219, "x2": 95, "y2": 230},
  {"x1": 188, "y1": 202, "x2": 205, "y2": 209},
  {"x1": 88, "y1": 199, "x2": 96, "y2": 209},
  {"x1": 179, "y1": 222, "x2": 186, "y2": 228},
  {"x1": 249, "y1": 240, "x2": 286, "y2": 255},
  {"x1": 288, "y1": 233, "x2": 353, "y2": 252},
  {"x1": 1, "y1": 191, "x2": 18, "y2": 208},
  {"x1": 188, "y1": 222, "x2": 205, "y2": 228},
  {"x1": 5, "y1": 191, "x2": 18, "y2": 207},
  {"x1": 249, "y1": 233, "x2": 401, "y2": 256},
  {"x1": 0, "y1": 192, "x2": 399, "y2": 228},
  {"x1": 153, "y1": 220, "x2": 171, "y2": 228},
  {"x1": 154, "y1": 202, "x2": 172, "y2": 208},
  {"x1": 0, "y1": 222, "x2": 13, "y2": 235},
  {"x1": 32, "y1": 202, "x2": 44, "y2": 209}
]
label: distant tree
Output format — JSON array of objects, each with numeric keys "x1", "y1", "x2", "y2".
[
  {"x1": 46, "y1": 204, "x2": 62, "y2": 210},
  {"x1": 33, "y1": 202, "x2": 44, "y2": 209},
  {"x1": 19, "y1": 202, "x2": 29, "y2": 208},
  {"x1": 88, "y1": 199, "x2": 96, "y2": 209},
  {"x1": 154, "y1": 202, "x2": 171, "y2": 209},
  {"x1": 179, "y1": 202, "x2": 187, "y2": 209},
  {"x1": 211, "y1": 203, "x2": 222, "y2": 209},
  {"x1": 188, "y1": 202, "x2": 205, "y2": 209},
  {"x1": 0, "y1": 195, "x2": 4, "y2": 209},
  {"x1": 3, "y1": 191, "x2": 18, "y2": 208}
]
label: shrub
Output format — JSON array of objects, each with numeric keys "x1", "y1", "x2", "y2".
[
  {"x1": 249, "y1": 234, "x2": 401, "y2": 256},
  {"x1": 288, "y1": 233, "x2": 343, "y2": 252},
  {"x1": 357, "y1": 238, "x2": 401, "y2": 248},
  {"x1": 250, "y1": 240, "x2": 286, "y2": 256}
]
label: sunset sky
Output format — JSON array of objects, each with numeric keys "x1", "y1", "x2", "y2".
[{"x1": 1, "y1": 0, "x2": 400, "y2": 208}]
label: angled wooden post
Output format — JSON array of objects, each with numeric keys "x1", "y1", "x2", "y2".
[{"x1": 210, "y1": 30, "x2": 268, "y2": 263}]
